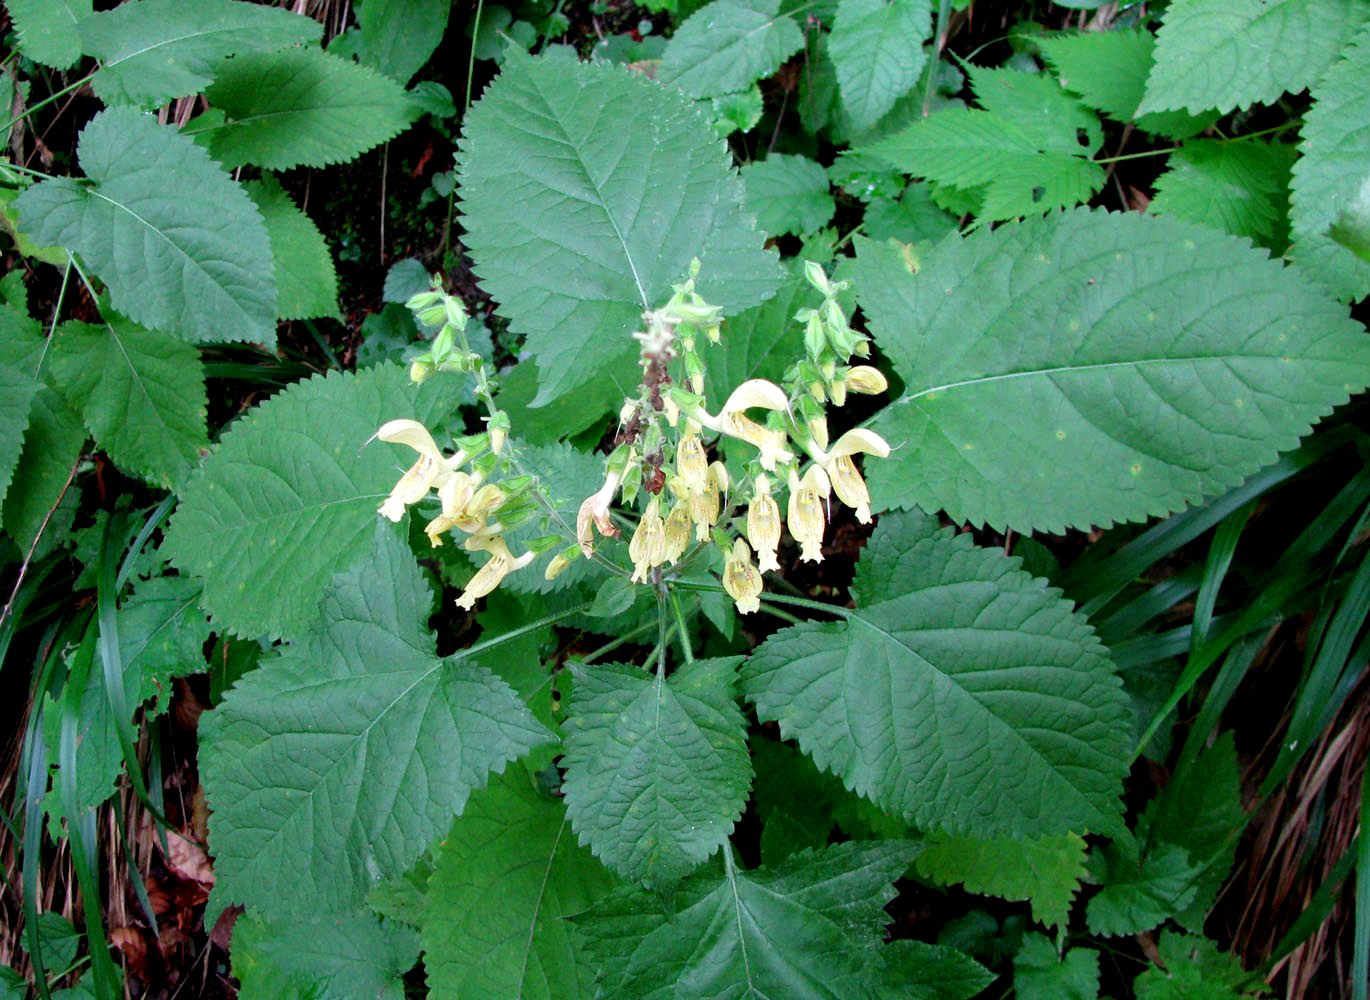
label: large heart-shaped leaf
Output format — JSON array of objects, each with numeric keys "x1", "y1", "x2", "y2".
[
  {"x1": 854, "y1": 209, "x2": 1370, "y2": 532},
  {"x1": 741, "y1": 510, "x2": 1130, "y2": 840},
  {"x1": 575, "y1": 841, "x2": 921, "y2": 1000},
  {"x1": 561, "y1": 658, "x2": 752, "y2": 886},
  {"x1": 79, "y1": 0, "x2": 321, "y2": 108},
  {"x1": 457, "y1": 50, "x2": 782, "y2": 406},
  {"x1": 14, "y1": 108, "x2": 277, "y2": 346},
  {"x1": 49, "y1": 316, "x2": 207, "y2": 489},
  {"x1": 200, "y1": 526, "x2": 550, "y2": 917}
]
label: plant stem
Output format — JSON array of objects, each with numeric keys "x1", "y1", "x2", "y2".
[
  {"x1": 669, "y1": 589, "x2": 696, "y2": 664},
  {"x1": 1, "y1": 71, "x2": 96, "y2": 139}
]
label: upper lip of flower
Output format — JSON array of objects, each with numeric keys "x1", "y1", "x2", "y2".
[
  {"x1": 373, "y1": 419, "x2": 467, "y2": 522},
  {"x1": 819, "y1": 427, "x2": 891, "y2": 461}
]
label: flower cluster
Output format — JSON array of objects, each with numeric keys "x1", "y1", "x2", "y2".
[
  {"x1": 373, "y1": 419, "x2": 536, "y2": 609},
  {"x1": 372, "y1": 260, "x2": 891, "y2": 616},
  {"x1": 575, "y1": 260, "x2": 892, "y2": 615}
]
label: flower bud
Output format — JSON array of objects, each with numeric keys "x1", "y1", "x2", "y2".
[
  {"x1": 845, "y1": 365, "x2": 888, "y2": 395},
  {"x1": 803, "y1": 260, "x2": 832, "y2": 296}
]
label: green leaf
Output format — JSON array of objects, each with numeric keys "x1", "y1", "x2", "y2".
[
  {"x1": 49, "y1": 316, "x2": 207, "y2": 489},
  {"x1": 22, "y1": 913, "x2": 81, "y2": 974},
  {"x1": 875, "y1": 940, "x2": 994, "y2": 1000},
  {"x1": 78, "y1": 0, "x2": 321, "y2": 108},
  {"x1": 0, "y1": 308, "x2": 44, "y2": 521},
  {"x1": 1328, "y1": 172, "x2": 1370, "y2": 261},
  {"x1": 0, "y1": 967, "x2": 22, "y2": 1000},
  {"x1": 853, "y1": 209, "x2": 1370, "y2": 533},
  {"x1": 1149, "y1": 140, "x2": 1293, "y2": 245},
  {"x1": 232, "y1": 910, "x2": 418, "y2": 1000},
  {"x1": 164, "y1": 363, "x2": 457, "y2": 639},
  {"x1": 421, "y1": 764, "x2": 616, "y2": 1000},
  {"x1": 1133, "y1": 931, "x2": 1261, "y2": 1000},
  {"x1": 914, "y1": 832, "x2": 1088, "y2": 927},
  {"x1": 863, "y1": 184, "x2": 958, "y2": 243},
  {"x1": 657, "y1": 0, "x2": 805, "y2": 99},
  {"x1": 2, "y1": 387, "x2": 84, "y2": 554},
  {"x1": 350, "y1": 0, "x2": 450, "y2": 84},
  {"x1": 828, "y1": 0, "x2": 932, "y2": 133},
  {"x1": 457, "y1": 50, "x2": 782, "y2": 406},
  {"x1": 118, "y1": 574, "x2": 212, "y2": 707},
  {"x1": 865, "y1": 69, "x2": 1106, "y2": 220},
  {"x1": 5, "y1": 0, "x2": 91, "y2": 68},
  {"x1": 742, "y1": 510, "x2": 1129, "y2": 840},
  {"x1": 1138, "y1": 0, "x2": 1370, "y2": 115},
  {"x1": 742, "y1": 154, "x2": 836, "y2": 237},
  {"x1": 244, "y1": 178, "x2": 341, "y2": 322},
  {"x1": 1291, "y1": 22, "x2": 1370, "y2": 301},
  {"x1": 1139, "y1": 733, "x2": 1245, "y2": 931},
  {"x1": 197, "y1": 47, "x2": 421, "y2": 169},
  {"x1": 200, "y1": 525, "x2": 551, "y2": 917},
  {"x1": 968, "y1": 65, "x2": 1102, "y2": 154},
  {"x1": 14, "y1": 108, "x2": 277, "y2": 346},
  {"x1": 561, "y1": 657, "x2": 752, "y2": 886},
  {"x1": 710, "y1": 86, "x2": 765, "y2": 136},
  {"x1": 575, "y1": 840, "x2": 921, "y2": 1000},
  {"x1": 1013, "y1": 934, "x2": 1099, "y2": 1000},
  {"x1": 1086, "y1": 843, "x2": 1201, "y2": 936},
  {"x1": 1037, "y1": 29, "x2": 1217, "y2": 139}
]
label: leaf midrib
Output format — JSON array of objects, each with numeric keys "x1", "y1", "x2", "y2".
[{"x1": 903, "y1": 352, "x2": 1294, "y2": 404}]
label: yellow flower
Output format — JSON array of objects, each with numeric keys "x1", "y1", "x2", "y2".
[
  {"x1": 828, "y1": 456, "x2": 872, "y2": 523},
  {"x1": 817, "y1": 428, "x2": 890, "y2": 524},
  {"x1": 424, "y1": 471, "x2": 477, "y2": 546},
  {"x1": 746, "y1": 475, "x2": 782, "y2": 573},
  {"x1": 787, "y1": 465, "x2": 830, "y2": 563},
  {"x1": 629, "y1": 497, "x2": 667, "y2": 583},
  {"x1": 453, "y1": 483, "x2": 506, "y2": 534},
  {"x1": 845, "y1": 365, "x2": 888, "y2": 396},
  {"x1": 576, "y1": 462, "x2": 629, "y2": 555},
  {"x1": 374, "y1": 419, "x2": 464, "y2": 522},
  {"x1": 689, "y1": 462, "x2": 727, "y2": 541},
  {"x1": 663, "y1": 502, "x2": 692, "y2": 564},
  {"x1": 676, "y1": 431, "x2": 709, "y2": 495},
  {"x1": 544, "y1": 551, "x2": 573, "y2": 580},
  {"x1": 808, "y1": 415, "x2": 830, "y2": 452},
  {"x1": 722, "y1": 538, "x2": 763, "y2": 614},
  {"x1": 718, "y1": 380, "x2": 795, "y2": 471},
  {"x1": 455, "y1": 535, "x2": 535, "y2": 609}
]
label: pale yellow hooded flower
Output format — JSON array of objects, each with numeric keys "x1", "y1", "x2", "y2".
[
  {"x1": 722, "y1": 538, "x2": 764, "y2": 614},
  {"x1": 746, "y1": 475, "x2": 782, "y2": 573},
  {"x1": 576, "y1": 461, "x2": 630, "y2": 556},
  {"x1": 424, "y1": 471, "x2": 477, "y2": 546},
  {"x1": 663, "y1": 502, "x2": 692, "y2": 565},
  {"x1": 817, "y1": 428, "x2": 890, "y2": 524},
  {"x1": 629, "y1": 497, "x2": 668, "y2": 583},
  {"x1": 690, "y1": 462, "x2": 728, "y2": 541},
  {"x1": 787, "y1": 465, "x2": 831, "y2": 563},
  {"x1": 845, "y1": 366, "x2": 889, "y2": 396},
  {"x1": 676, "y1": 430, "x2": 709, "y2": 495},
  {"x1": 374, "y1": 419, "x2": 465, "y2": 522},
  {"x1": 455, "y1": 535, "x2": 535, "y2": 609}
]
